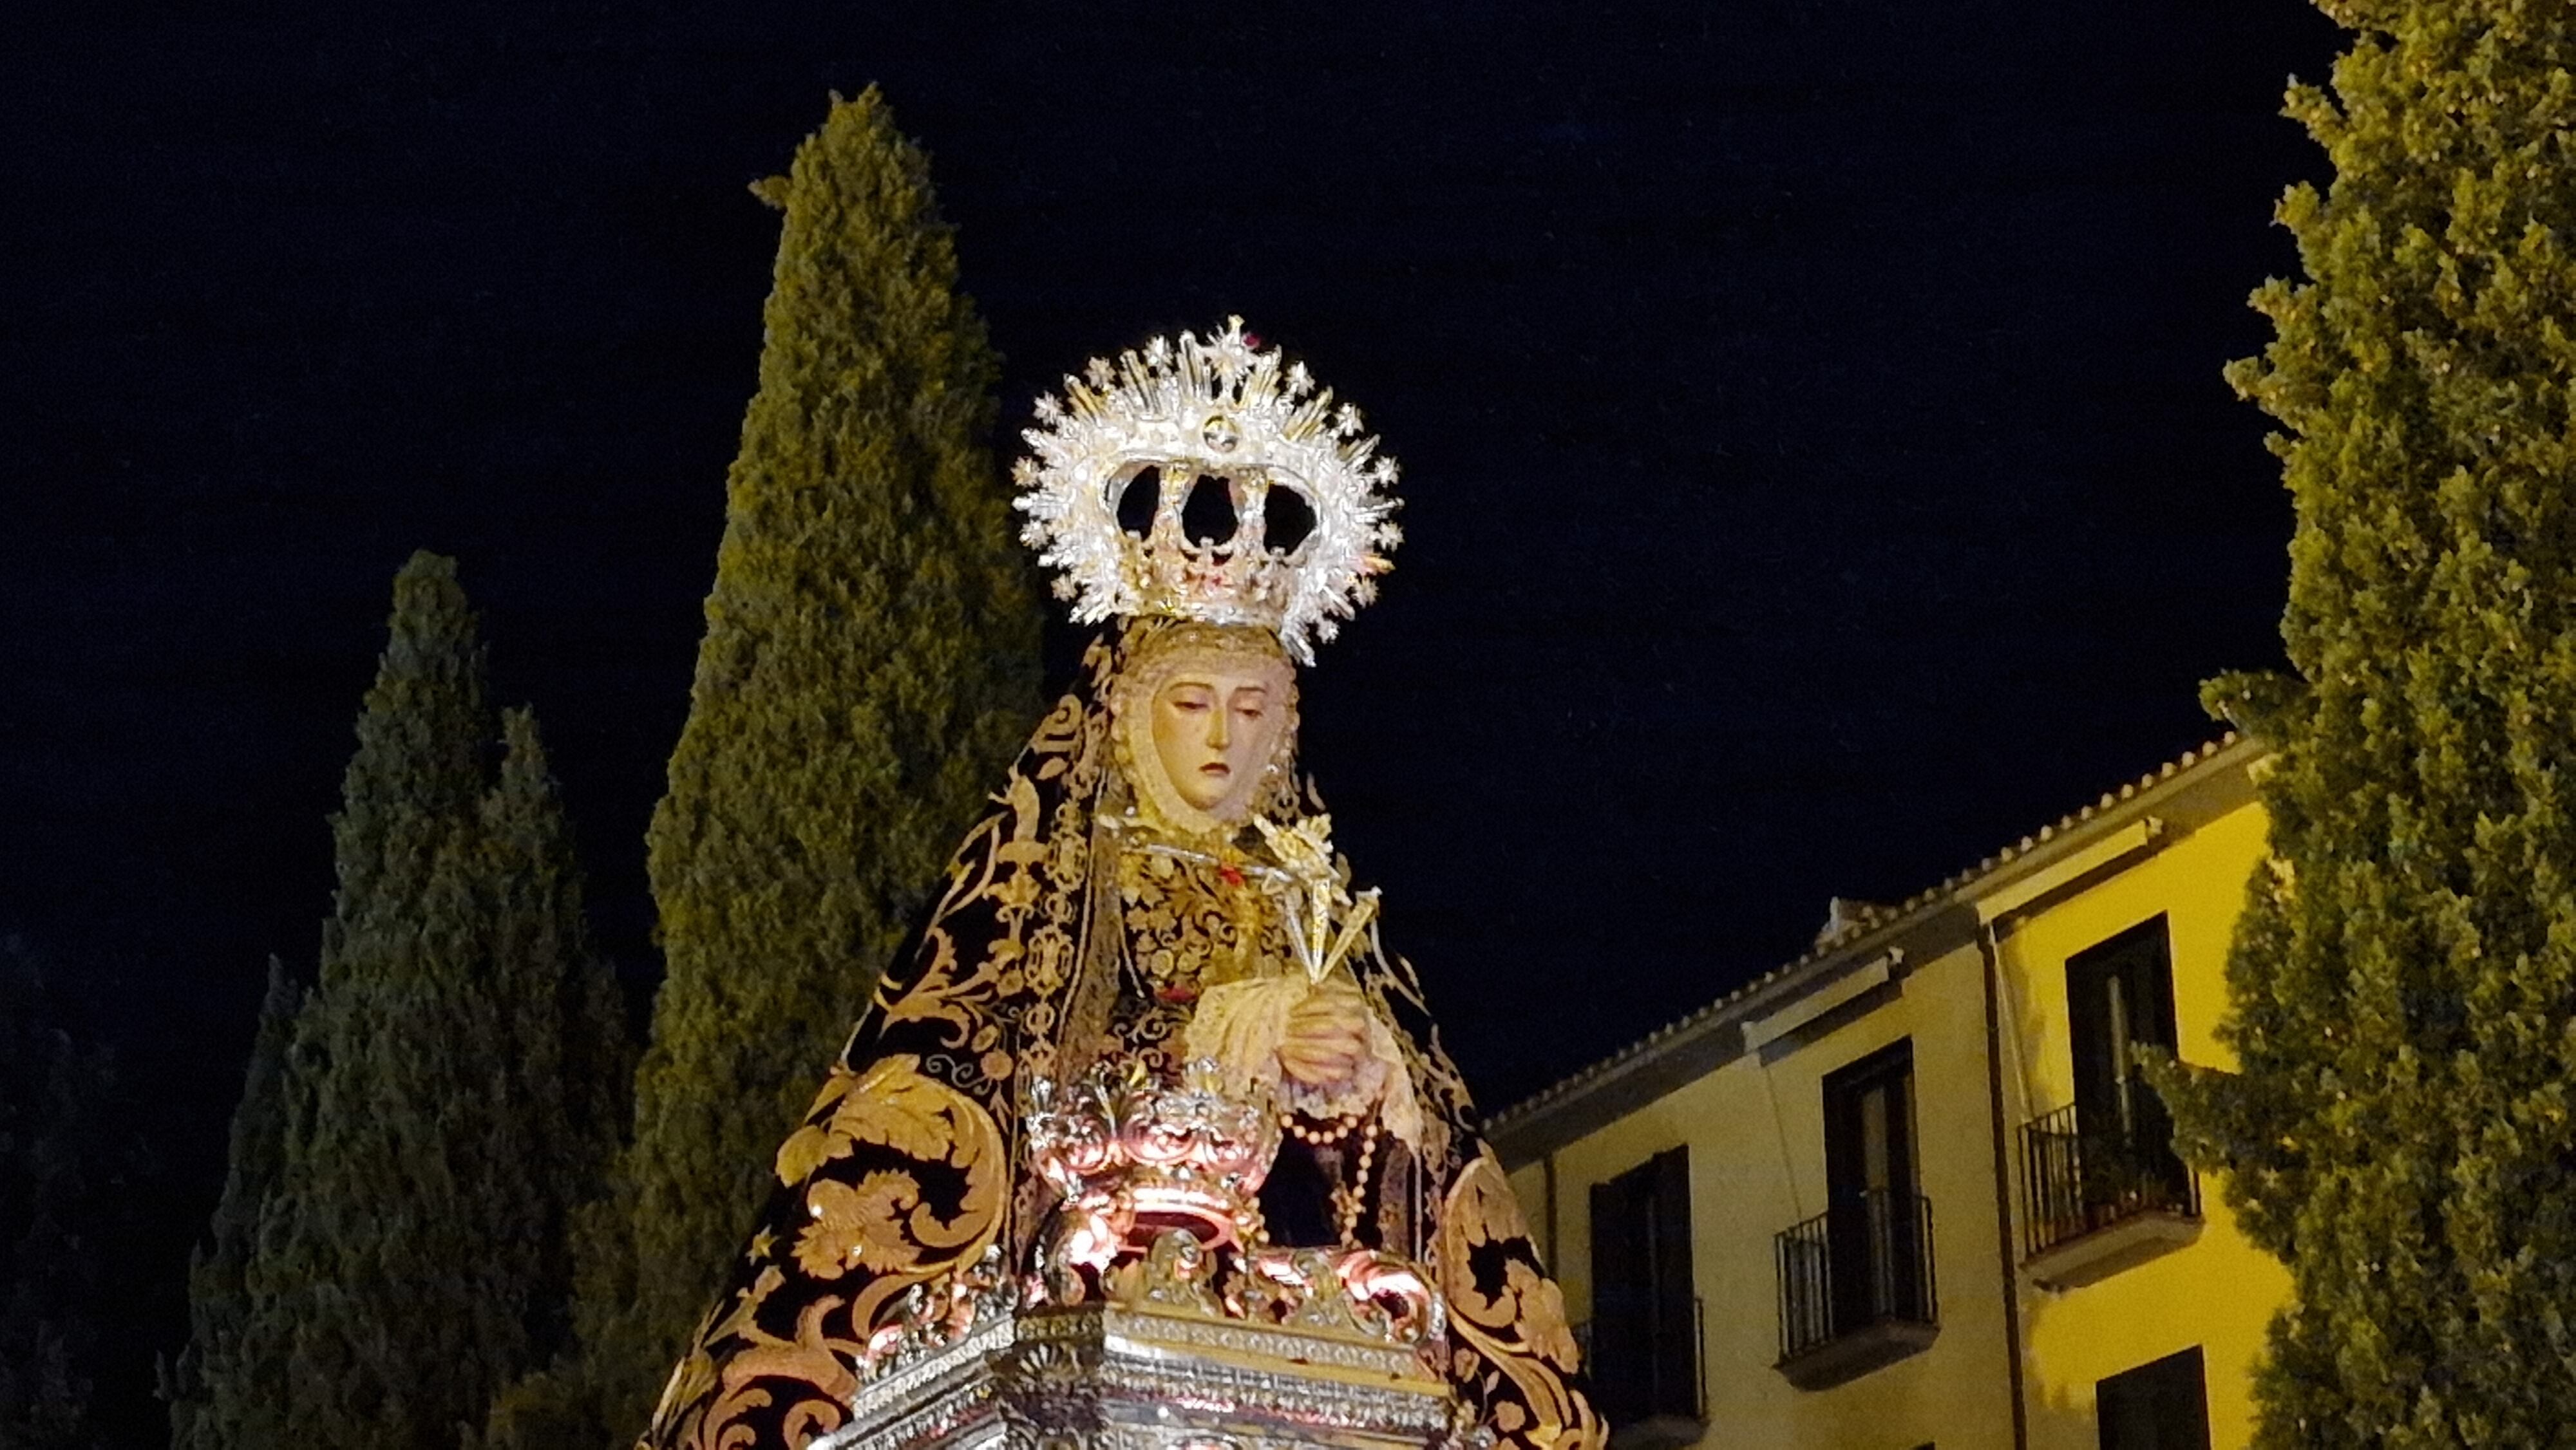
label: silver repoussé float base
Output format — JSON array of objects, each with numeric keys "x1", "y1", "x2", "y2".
[{"x1": 815, "y1": 1299, "x2": 1461, "y2": 1450}]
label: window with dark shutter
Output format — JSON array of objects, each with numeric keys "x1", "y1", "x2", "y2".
[
  {"x1": 2066, "y1": 917, "x2": 2190, "y2": 1216},
  {"x1": 2096, "y1": 1345, "x2": 2210, "y2": 1450},
  {"x1": 1821, "y1": 1039, "x2": 1931, "y2": 1332},
  {"x1": 1587, "y1": 1146, "x2": 1700, "y2": 1447},
  {"x1": 1774, "y1": 1039, "x2": 1938, "y2": 1386}
]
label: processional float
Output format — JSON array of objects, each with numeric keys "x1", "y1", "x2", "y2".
[{"x1": 642, "y1": 322, "x2": 1600, "y2": 1450}]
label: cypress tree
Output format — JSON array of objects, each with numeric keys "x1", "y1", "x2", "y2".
[
  {"x1": 566, "y1": 86, "x2": 1041, "y2": 1436},
  {"x1": 243, "y1": 551, "x2": 489, "y2": 1450},
  {"x1": 165, "y1": 957, "x2": 300, "y2": 1450},
  {"x1": 466, "y1": 708, "x2": 634, "y2": 1395},
  {"x1": 2155, "y1": 5, "x2": 2576, "y2": 1444},
  {"x1": 203, "y1": 552, "x2": 625, "y2": 1450}
]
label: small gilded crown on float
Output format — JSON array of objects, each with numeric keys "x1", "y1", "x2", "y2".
[{"x1": 1012, "y1": 317, "x2": 1402, "y2": 663}]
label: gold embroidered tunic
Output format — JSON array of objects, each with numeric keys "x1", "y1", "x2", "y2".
[{"x1": 1104, "y1": 836, "x2": 1291, "y2": 1065}]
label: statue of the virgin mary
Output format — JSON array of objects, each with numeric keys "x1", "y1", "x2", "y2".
[{"x1": 640, "y1": 321, "x2": 1601, "y2": 1450}]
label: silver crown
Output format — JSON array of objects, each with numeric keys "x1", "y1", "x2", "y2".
[{"x1": 1012, "y1": 318, "x2": 1403, "y2": 663}]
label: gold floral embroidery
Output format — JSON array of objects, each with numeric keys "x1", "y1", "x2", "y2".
[
  {"x1": 768, "y1": 1053, "x2": 1009, "y2": 1335},
  {"x1": 1506, "y1": 1261, "x2": 1581, "y2": 1370},
  {"x1": 1439, "y1": 1153, "x2": 1605, "y2": 1450},
  {"x1": 1114, "y1": 845, "x2": 1290, "y2": 999},
  {"x1": 793, "y1": 1171, "x2": 927, "y2": 1277},
  {"x1": 883, "y1": 809, "x2": 1036, "y2": 1043},
  {"x1": 695, "y1": 1290, "x2": 859, "y2": 1450},
  {"x1": 642, "y1": 1266, "x2": 859, "y2": 1450},
  {"x1": 775, "y1": 1053, "x2": 983, "y2": 1186}
]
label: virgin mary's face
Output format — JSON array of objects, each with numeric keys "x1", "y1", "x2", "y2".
[{"x1": 1149, "y1": 666, "x2": 1286, "y2": 816}]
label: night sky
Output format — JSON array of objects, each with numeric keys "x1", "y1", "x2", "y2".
[{"x1": 6, "y1": 0, "x2": 2342, "y2": 1422}]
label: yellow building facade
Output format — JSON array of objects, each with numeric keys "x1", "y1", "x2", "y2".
[{"x1": 1488, "y1": 733, "x2": 2290, "y2": 1450}]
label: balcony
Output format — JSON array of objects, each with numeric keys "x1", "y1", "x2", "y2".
[
  {"x1": 1578, "y1": 1297, "x2": 1707, "y2": 1450},
  {"x1": 2018, "y1": 1104, "x2": 2201, "y2": 1289},
  {"x1": 1772, "y1": 1191, "x2": 1938, "y2": 1390}
]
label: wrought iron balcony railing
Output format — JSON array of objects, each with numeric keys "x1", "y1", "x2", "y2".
[
  {"x1": 1577, "y1": 1297, "x2": 1707, "y2": 1450},
  {"x1": 1774, "y1": 1189, "x2": 1937, "y2": 1366},
  {"x1": 2018, "y1": 1103, "x2": 2199, "y2": 1260}
]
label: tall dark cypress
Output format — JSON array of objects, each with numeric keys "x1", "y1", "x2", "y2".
[
  {"x1": 243, "y1": 551, "x2": 491, "y2": 1450},
  {"x1": 2154, "y1": 5, "x2": 2576, "y2": 1444},
  {"x1": 196, "y1": 552, "x2": 625, "y2": 1450},
  {"x1": 566, "y1": 86, "x2": 1041, "y2": 1438},
  {"x1": 473, "y1": 709, "x2": 632, "y2": 1373},
  {"x1": 165, "y1": 957, "x2": 300, "y2": 1450}
]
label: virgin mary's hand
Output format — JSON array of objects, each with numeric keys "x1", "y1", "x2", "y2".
[{"x1": 1277, "y1": 982, "x2": 1373, "y2": 1089}]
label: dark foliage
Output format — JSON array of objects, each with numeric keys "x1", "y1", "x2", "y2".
[
  {"x1": 1, "y1": 936, "x2": 139, "y2": 1450},
  {"x1": 2154, "y1": 5, "x2": 2576, "y2": 1443},
  {"x1": 516, "y1": 88, "x2": 1041, "y2": 1445},
  {"x1": 170, "y1": 554, "x2": 627, "y2": 1450}
]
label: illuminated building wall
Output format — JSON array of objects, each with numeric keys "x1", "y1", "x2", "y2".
[{"x1": 1489, "y1": 735, "x2": 2289, "y2": 1450}]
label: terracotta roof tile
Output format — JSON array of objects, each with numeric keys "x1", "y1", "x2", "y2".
[{"x1": 1484, "y1": 731, "x2": 2245, "y2": 1134}]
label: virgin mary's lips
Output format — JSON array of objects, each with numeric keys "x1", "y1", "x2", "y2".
[{"x1": 1200, "y1": 762, "x2": 1229, "y2": 776}]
